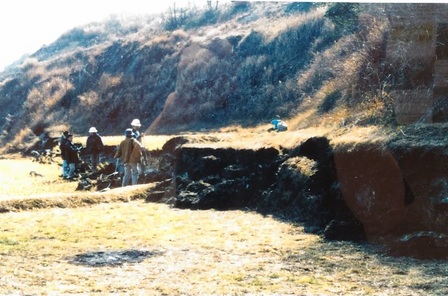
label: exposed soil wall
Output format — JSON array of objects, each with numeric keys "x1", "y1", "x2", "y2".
[{"x1": 165, "y1": 137, "x2": 448, "y2": 259}]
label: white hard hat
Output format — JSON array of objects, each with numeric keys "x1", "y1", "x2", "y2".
[
  {"x1": 89, "y1": 127, "x2": 98, "y2": 133},
  {"x1": 131, "y1": 119, "x2": 141, "y2": 127}
]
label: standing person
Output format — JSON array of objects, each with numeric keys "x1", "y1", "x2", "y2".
[
  {"x1": 130, "y1": 118, "x2": 147, "y2": 176},
  {"x1": 130, "y1": 118, "x2": 142, "y2": 143},
  {"x1": 64, "y1": 134, "x2": 81, "y2": 180},
  {"x1": 85, "y1": 127, "x2": 104, "y2": 173},
  {"x1": 114, "y1": 128, "x2": 142, "y2": 187},
  {"x1": 59, "y1": 131, "x2": 70, "y2": 178},
  {"x1": 39, "y1": 131, "x2": 50, "y2": 150}
]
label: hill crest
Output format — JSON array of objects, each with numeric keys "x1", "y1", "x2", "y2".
[{"x1": 0, "y1": 2, "x2": 446, "y2": 152}]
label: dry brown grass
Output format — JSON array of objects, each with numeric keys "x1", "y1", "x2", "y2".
[
  {"x1": 0, "y1": 134, "x2": 174, "y2": 200},
  {"x1": 0, "y1": 200, "x2": 446, "y2": 295},
  {"x1": 0, "y1": 157, "x2": 71, "y2": 199}
]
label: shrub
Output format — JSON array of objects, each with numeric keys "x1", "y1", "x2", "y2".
[
  {"x1": 319, "y1": 90, "x2": 342, "y2": 114},
  {"x1": 98, "y1": 74, "x2": 122, "y2": 92},
  {"x1": 216, "y1": 1, "x2": 251, "y2": 22},
  {"x1": 184, "y1": 8, "x2": 221, "y2": 29},
  {"x1": 9, "y1": 127, "x2": 34, "y2": 151},
  {"x1": 163, "y1": 4, "x2": 193, "y2": 31},
  {"x1": 285, "y1": 2, "x2": 314, "y2": 13},
  {"x1": 324, "y1": 3, "x2": 360, "y2": 37}
]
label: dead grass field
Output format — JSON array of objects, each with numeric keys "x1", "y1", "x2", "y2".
[
  {"x1": 0, "y1": 200, "x2": 447, "y2": 295},
  {"x1": 0, "y1": 132, "x2": 447, "y2": 295}
]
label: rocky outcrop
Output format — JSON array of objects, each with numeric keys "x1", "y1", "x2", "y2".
[
  {"x1": 260, "y1": 137, "x2": 365, "y2": 241},
  {"x1": 171, "y1": 137, "x2": 365, "y2": 242},
  {"x1": 174, "y1": 147, "x2": 280, "y2": 210}
]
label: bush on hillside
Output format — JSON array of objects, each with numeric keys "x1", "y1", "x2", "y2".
[
  {"x1": 163, "y1": 4, "x2": 193, "y2": 31},
  {"x1": 319, "y1": 90, "x2": 342, "y2": 114},
  {"x1": 184, "y1": 8, "x2": 221, "y2": 29},
  {"x1": 325, "y1": 3, "x2": 360, "y2": 38},
  {"x1": 285, "y1": 2, "x2": 314, "y2": 13}
]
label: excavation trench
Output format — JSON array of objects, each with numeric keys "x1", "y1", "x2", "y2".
[
  {"x1": 72, "y1": 135, "x2": 448, "y2": 259},
  {"x1": 153, "y1": 136, "x2": 448, "y2": 260}
]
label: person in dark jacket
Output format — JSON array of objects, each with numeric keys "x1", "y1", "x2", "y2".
[
  {"x1": 86, "y1": 127, "x2": 103, "y2": 173},
  {"x1": 59, "y1": 131, "x2": 70, "y2": 178},
  {"x1": 64, "y1": 134, "x2": 81, "y2": 180},
  {"x1": 114, "y1": 128, "x2": 142, "y2": 187}
]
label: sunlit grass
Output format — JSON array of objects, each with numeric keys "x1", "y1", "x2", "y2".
[
  {"x1": 0, "y1": 201, "x2": 315, "y2": 294},
  {"x1": 0, "y1": 135, "x2": 174, "y2": 200},
  {"x1": 0, "y1": 130, "x2": 446, "y2": 294},
  {"x1": 0, "y1": 200, "x2": 445, "y2": 295},
  {"x1": 77, "y1": 135, "x2": 174, "y2": 150},
  {"x1": 0, "y1": 158, "x2": 71, "y2": 199}
]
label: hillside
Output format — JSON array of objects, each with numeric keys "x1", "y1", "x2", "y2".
[
  {"x1": 0, "y1": 2, "x2": 397, "y2": 152},
  {"x1": 0, "y1": 2, "x2": 448, "y2": 260}
]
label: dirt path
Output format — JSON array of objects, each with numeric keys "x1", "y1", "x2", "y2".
[{"x1": 0, "y1": 201, "x2": 446, "y2": 295}]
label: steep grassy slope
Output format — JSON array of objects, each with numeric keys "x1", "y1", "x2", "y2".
[{"x1": 0, "y1": 2, "x2": 391, "y2": 151}]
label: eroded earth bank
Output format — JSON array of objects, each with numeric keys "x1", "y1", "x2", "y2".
[{"x1": 136, "y1": 132, "x2": 448, "y2": 260}]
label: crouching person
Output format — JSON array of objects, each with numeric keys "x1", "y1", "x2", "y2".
[{"x1": 114, "y1": 128, "x2": 142, "y2": 187}]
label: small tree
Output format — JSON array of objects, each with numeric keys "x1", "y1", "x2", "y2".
[
  {"x1": 207, "y1": 0, "x2": 219, "y2": 10},
  {"x1": 163, "y1": 3, "x2": 190, "y2": 31}
]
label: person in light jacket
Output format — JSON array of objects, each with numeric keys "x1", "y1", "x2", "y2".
[
  {"x1": 114, "y1": 128, "x2": 142, "y2": 186},
  {"x1": 270, "y1": 116, "x2": 288, "y2": 132}
]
